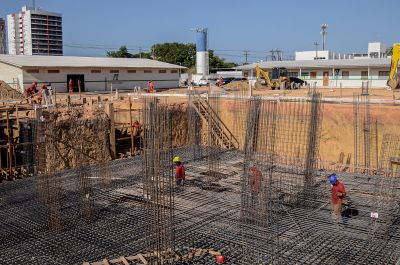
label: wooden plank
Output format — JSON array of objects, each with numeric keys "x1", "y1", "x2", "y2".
[
  {"x1": 137, "y1": 254, "x2": 148, "y2": 265},
  {"x1": 82, "y1": 262, "x2": 90, "y2": 265},
  {"x1": 119, "y1": 256, "x2": 129, "y2": 265},
  {"x1": 102, "y1": 259, "x2": 110, "y2": 265}
]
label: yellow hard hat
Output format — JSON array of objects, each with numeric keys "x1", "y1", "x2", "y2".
[{"x1": 173, "y1": 156, "x2": 180, "y2": 163}]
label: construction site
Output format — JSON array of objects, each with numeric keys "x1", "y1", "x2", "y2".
[{"x1": 0, "y1": 74, "x2": 399, "y2": 265}]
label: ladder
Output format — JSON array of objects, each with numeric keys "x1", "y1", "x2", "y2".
[{"x1": 190, "y1": 96, "x2": 239, "y2": 149}]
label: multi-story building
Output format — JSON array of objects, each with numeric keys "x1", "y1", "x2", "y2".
[
  {"x1": 0, "y1": 18, "x2": 5, "y2": 54},
  {"x1": 7, "y1": 6, "x2": 62, "y2": 56}
]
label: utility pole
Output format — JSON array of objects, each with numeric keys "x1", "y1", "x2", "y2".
[
  {"x1": 276, "y1": 49, "x2": 282, "y2": 61},
  {"x1": 244, "y1": 50, "x2": 249, "y2": 64},
  {"x1": 321, "y1": 24, "x2": 328, "y2": 50},
  {"x1": 314, "y1": 42, "x2": 319, "y2": 59},
  {"x1": 139, "y1": 47, "x2": 142, "y2": 58},
  {"x1": 269, "y1": 49, "x2": 275, "y2": 61}
]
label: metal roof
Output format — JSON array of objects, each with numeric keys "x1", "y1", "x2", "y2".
[
  {"x1": 0, "y1": 55, "x2": 187, "y2": 69},
  {"x1": 235, "y1": 58, "x2": 392, "y2": 70}
]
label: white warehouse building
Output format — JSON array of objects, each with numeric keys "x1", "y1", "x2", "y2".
[
  {"x1": 237, "y1": 57, "x2": 396, "y2": 88},
  {"x1": 0, "y1": 55, "x2": 185, "y2": 92}
]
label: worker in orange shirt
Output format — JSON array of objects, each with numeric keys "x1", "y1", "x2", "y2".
[
  {"x1": 69, "y1": 79, "x2": 73, "y2": 95},
  {"x1": 329, "y1": 173, "x2": 346, "y2": 222},
  {"x1": 173, "y1": 156, "x2": 185, "y2": 192},
  {"x1": 148, "y1": 80, "x2": 155, "y2": 93}
]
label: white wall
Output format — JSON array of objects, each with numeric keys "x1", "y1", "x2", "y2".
[
  {"x1": 7, "y1": 14, "x2": 18, "y2": 55},
  {"x1": 295, "y1": 51, "x2": 332, "y2": 61},
  {"x1": 0, "y1": 63, "x2": 24, "y2": 91},
  {"x1": 300, "y1": 68, "x2": 391, "y2": 88},
  {"x1": 245, "y1": 67, "x2": 395, "y2": 88},
  {"x1": 21, "y1": 67, "x2": 181, "y2": 92}
]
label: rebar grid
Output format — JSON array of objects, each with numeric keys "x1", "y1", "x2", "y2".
[
  {"x1": 354, "y1": 94, "x2": 378, "y2": 174},
  {"x1": 142, "y1": 96, "x2": 175, "y2": 264},
  {"x1": 0, "y1": 95, "x2": 399, "y2": 265},
  {"x1": 35, "y1": 105, "x2": 111, "y2": 230}
]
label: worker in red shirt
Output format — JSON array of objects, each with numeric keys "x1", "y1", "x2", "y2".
[
  {"x1": 173, "y1": 156, "x2": 185, "y2": 192},
  {"x1": 329, "y1": 174, "x2": 346, "y2": 222},
  {"x1": 25, "y1": 82, "x2": 37, "y2": 103},
  {"x1": 250, "y1": 165, "x2": 262, "y2": 193},
  {"x1": 218, "y1": 77, "x2": 223, "y2": 88},
  {"x1": 69, "y1": 79, "x2": 73, "y2": 94}
]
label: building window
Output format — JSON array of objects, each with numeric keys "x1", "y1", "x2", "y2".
[
  {"x1": 342, "y1": 71, "x2": 350, "y2": 79},
  {"x1": 287, "y1": 72, "x2": 299, "y2": 78},
  {"x1": 128, "y1": 70, "x2": 137, "y2": 73},
  {"x1": 378, "y1": 71, "x2": 390, "y2": 78},
  {"x1": 91, "y1": 69, "x2": 101, "y2": 73},
  {"x1": 48, "y1": 69, "x2": 60, "y2": 74},
  {"x1": 301, "y1": 72, "x2": 310, "y2": 78},
  {"x1": 26, "y1": 69, "x2": 39, "y2": 74},
  {"x1": 144, "y1": 70, "x2": 152, "y2": 73},
  {"x1": 310, "y1": 72, "x2": 317, "y2": 79},
  {"x1": 159, "y1": 69, "x2": 167, "y2": 74},
  {"x1": 361, "y1": 71, "x2": 368, "y2": 80},
  {"x1": 110, "y1": 70, "x2": 119, "y2": 73},
  {"x1": 171, "y1": 70, "x2": 178, "y2": 74}
]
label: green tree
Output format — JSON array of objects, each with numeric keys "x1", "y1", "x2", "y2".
[
  {"x1": 386, "y1": 46, "x2": 393, "y2": 56},
  {"x1": 151, "y1": 42, "x2": 196, "y2": 68},
  {"x1": 209, "y1": 50, "x2": 237, "y2": 69},
  {"x1": 106, "y1": 43, "x2": 237, "y2": 70},
  {"x1": 106, "y1": 46, "x2": 133, "y2": 58},
  {"x1": 131, "y1": 52, "x2": 152, "y2": 59}
]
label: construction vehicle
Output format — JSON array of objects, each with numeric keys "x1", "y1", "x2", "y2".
[
  {"x1": 255, "y1": 65, "x2": 292, "y2": 90},
  {"x1": 388, "y1": 43, "x2": 400, "y2": 89}
]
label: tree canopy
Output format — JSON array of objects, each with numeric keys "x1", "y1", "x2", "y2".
[{"x1": 106, "y1": 43, "x2": 237, "y2": 69}]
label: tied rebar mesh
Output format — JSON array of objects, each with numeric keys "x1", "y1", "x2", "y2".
[
  {"x1": 353, "y1": 93, "x2": 378, "y2": 174},
  {"x1": 240, "y1": 93, "x2": 323, "y2": 264},
  {"x1": 368, "y1": 134, "x2": 400, "y2": 243},
  {"x1": 187, "y1": 92, "x2": 203, "y2": 161},
  {"x1": 1, "y1": 95, "x2": 400, "y2": 265},
  {"x1": 34, "y1": 105, "x2": 111, "y2": 231},
  {"x1": 143, "y1": 96, "x2": 175, "y2": 264}
]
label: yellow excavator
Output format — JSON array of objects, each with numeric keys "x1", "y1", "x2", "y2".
[
  {"x1": 255, "y1": 65, "x2": 291, "y2": 90},
  {"x1": 388, "y1": 43, "x2": 400, "y2": 89}
]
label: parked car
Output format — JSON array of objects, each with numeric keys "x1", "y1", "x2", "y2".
[{"x1": 193, "y1": 79, "x2": 209, "y2": 86}]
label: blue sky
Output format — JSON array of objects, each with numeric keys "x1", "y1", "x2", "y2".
[{"x1": 1, "y1": 0, "x2": 398, "y2": 63}]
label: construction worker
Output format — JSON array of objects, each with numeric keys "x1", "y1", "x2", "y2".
[
  {"x1": 69, "y1": 78, "x2": 73, "y2": 94},
  {"x1": 329, "y1": 173, "x2": 346, "y2": 222},
  {"x1": 218, "y1": 77, "x2": 223, "y2": 88},
  {"x1": 148, "y1": 80, "x2": 155, "y2": 93},
  {"x1": 173, "y1": 156, "x2": 185, "y2": 192},
  {"x1": 47, "y1": 82, "x2": 53, "y2": 105},
  {"x1": 25, "y1": 82, "x2": 38, "y2": 103},
  {"x1": 40, "y1": 84, "x2": 49, "y2": 105},
  {"x1": 250, "y1": 164, "x2": 262, "y2": 193},
  {"x1": 132, "y1": 120, "x2": 143, "y2": 155}
]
